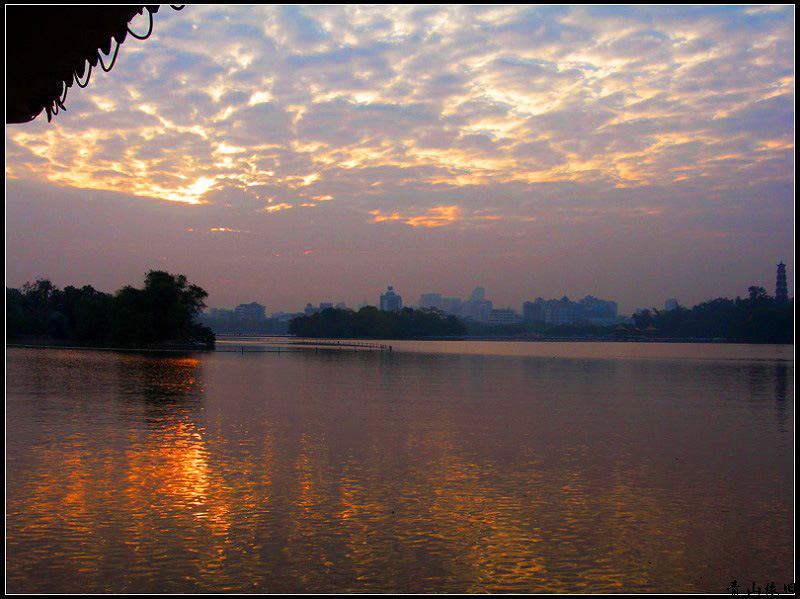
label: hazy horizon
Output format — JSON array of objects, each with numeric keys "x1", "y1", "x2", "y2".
[{"x1": 5, "y1": 6, "x2": 794, "y2": 315}]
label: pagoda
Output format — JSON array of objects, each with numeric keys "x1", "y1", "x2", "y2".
[{"x1": 775, "y1": 262, "x2": 788, "y2": 302}]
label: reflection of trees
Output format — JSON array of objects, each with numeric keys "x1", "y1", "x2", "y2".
[
  {"x1": 743, "y1": 361, "x2": 794, "y2": 435},
  {"x1": 774, "y1": 363, "x2": 789, "y2": 422},
  {"x1": 118, "y1": 353, "x2": 204, "y2": 408}
]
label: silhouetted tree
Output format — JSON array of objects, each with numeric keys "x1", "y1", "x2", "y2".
[{"x1": 7, "y1": 271, "x2": 214, "y2": 348}]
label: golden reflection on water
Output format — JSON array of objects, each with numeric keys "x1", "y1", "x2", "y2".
[
  {"x1": 420, "y1": 431, "x2": 550, "y2": 593},
  {"x1": 5, "y1": 348, "x2": 794, "y2": 593}
]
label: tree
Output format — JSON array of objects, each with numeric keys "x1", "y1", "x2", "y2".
[
  {"x1": 7, "y1": 271, "x2": 215, "y2": 348},
  {"x1": 111, "y1": 271, "x2": 213, "y2": 346},
  {"x1": 631, "y1": 286, "x2": 792, "y2": 343}
]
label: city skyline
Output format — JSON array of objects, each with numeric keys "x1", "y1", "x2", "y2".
[
  {"x1": 205, "y1": 266, "x2": 790, "y2": 319},
  {"x1": 6, "y1": 6, "x2": 794, "y2": 314}
]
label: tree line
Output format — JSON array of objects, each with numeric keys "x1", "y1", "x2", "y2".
[
  {"x1": 6, "y1": 271, "x2": 215, "y2": 348},
  {"x1": 289, "y1": 306, "x2": 467, "y2": 339},
  {"x1": 631, "y1": 286, "x2": 793, "y2": 344}
]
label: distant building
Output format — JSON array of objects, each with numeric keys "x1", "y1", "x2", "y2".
[
  {"x1": 271, "y1": 311, "x2": 301, "y2": 322},
  {"x1": 463, "y1": 298, "x2": 493, "y2": 322},
  {"x1": 235, "y1": 302, "x2": 266, "y2": 321},
  {"x1": 665, "y1": 298, "x2": 679, "y2": 311},
  {"x1": 419, "y1": 293, "x2": 443, "y2": 310},
  {"x1": 523, "y1": 299, "x2": 545, "y2": 322},
  {"x1": 522, "y1": 297, "x2": 579, "y2": 325},
  {"x1": 210, "y1": 307, "x2": 235, "y2": 320},
  {"x1": 470, "y1": 286, "x2": 485, "y2": 301},
  {"x1": 524, "y1": 295, "x2": 618, "y2": 326},
  {"x1": 441, "y1": 297, "x2": 462, "y2": 317},
  {"x1": 578, "y1": 295, "x2": 618, "y2": 325},
  {"x1": 463, "y1": 286, "x2": 492, "y2": 322},
  {"x1": 379, "y1": 286, "x2": 403, "y2": 311},
  {"x1": 319, "y1": 302, "x2": 334, "y2": 311},
  {"x1": 304, "y1": 302, "x2": 316, "y2": 316},
  {"x1": 776, "y1": 262, "x2": 788, "y2": 302},
  {"x1": 545, "y1": 296, "x2": 579, "y2": 325},
  {"x1": 488, "y1": 309, "x2": 523, "y2": 325}
]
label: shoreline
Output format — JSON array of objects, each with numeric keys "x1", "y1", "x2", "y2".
[
  {"x1": 218, "y1": 334, "x2": 781, "y2": 345},
  {"x1": 8, "y1": 337, "x2": 792, "y2": 353}
]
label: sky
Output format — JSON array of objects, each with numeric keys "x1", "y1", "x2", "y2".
[{"x1": 5, "y1": 5, "x2": 795, "y2": 314}]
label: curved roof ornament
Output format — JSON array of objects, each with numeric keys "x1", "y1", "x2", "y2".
[{"x1": 6, "y1": 5, "x2": 185, "y2": 124}]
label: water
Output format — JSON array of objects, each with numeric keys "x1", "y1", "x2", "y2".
[{"x1": 5, "y1": 342, "x2": 794, "y2": 593}]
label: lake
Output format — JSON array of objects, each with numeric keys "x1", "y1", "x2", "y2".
[{"x1": 5, "y1": 341, "x2": 794, "y2": 593}]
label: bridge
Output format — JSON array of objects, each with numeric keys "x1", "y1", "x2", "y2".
[{"x1": 214, "y1": 335, "x2": 392, "y2": 353}]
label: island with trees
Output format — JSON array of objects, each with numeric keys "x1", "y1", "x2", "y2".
[
  {"x1": 6, "y1": 270, "x2": 215, "y2": 349},
  {"x1": 289, "y1": 306, "x2": 467, "y2": 339}
]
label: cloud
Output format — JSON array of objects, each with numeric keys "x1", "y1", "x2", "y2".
[
  {"x1": 224, "y1": 101, "x2": 294, "y2": 146},
  {"x1": 5, "y1": 4, "x2": 793, "y2": 260},
  {"x1": 278, "y1": 5, "x2": 330, "y2": 47},
  {"x1": 370, "y1": 204, "x2": 461, "y2": 228}
]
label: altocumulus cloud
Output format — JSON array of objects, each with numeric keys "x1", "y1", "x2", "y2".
[
  {"x1": 5, "y1": 5, "x2": 794, "y2": 311},
  {"x1": 7, "y1": 6, "x2": 792, "y2": 217}
]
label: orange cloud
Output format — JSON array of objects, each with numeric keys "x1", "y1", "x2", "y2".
[
  {"x1": 405, "y1": 205, "x2": 461, "y2": 227},
  {"x1": 262, "y1": 202, "x2": 293, "y2": 212},
  {"x1": 370, "y1": 205, "x2": 461, "y2": 228}
]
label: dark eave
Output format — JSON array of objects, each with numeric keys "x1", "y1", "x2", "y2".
[{"x1": 6, "y1": 5, "x2": 167, "y2": 124}]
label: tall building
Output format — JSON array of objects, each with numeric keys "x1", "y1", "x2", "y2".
[
  {"x1": 235, "y1": 302, "x2": 266, "y2": 321},
  {"x1": 441, "y1": 297, "x2": 462, "y2": 317},
  {"x1": 463, "y1": 298, "x2": 493, "y2": 322},
  {"x1": 522, "y1": 297, "x2": 579, "y2": 325},
  {"x1": 577, "y1": 295, "x2": 618, "y2": 325},
  {"x1": 775, "y1": 262, "x2": 788, "y2": 302},
  {"x1": 523, "y1": 299, "x2": 545, "y2": 322},
  {"x1": 665, "y1": 298, "x2": 679, "y2": 311},
  {"x1": 463, "y1": 286, "x2": 492, "y2": 322},
  {"x1": 419, "y1": 293, "x2": 443, "y2": 310},
  {"x1": 545, "y1": 296, "x2": 579, "y2": 325},
  {"x1": 379, "y1": 286, "x2": 403, "y2": 311}
]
